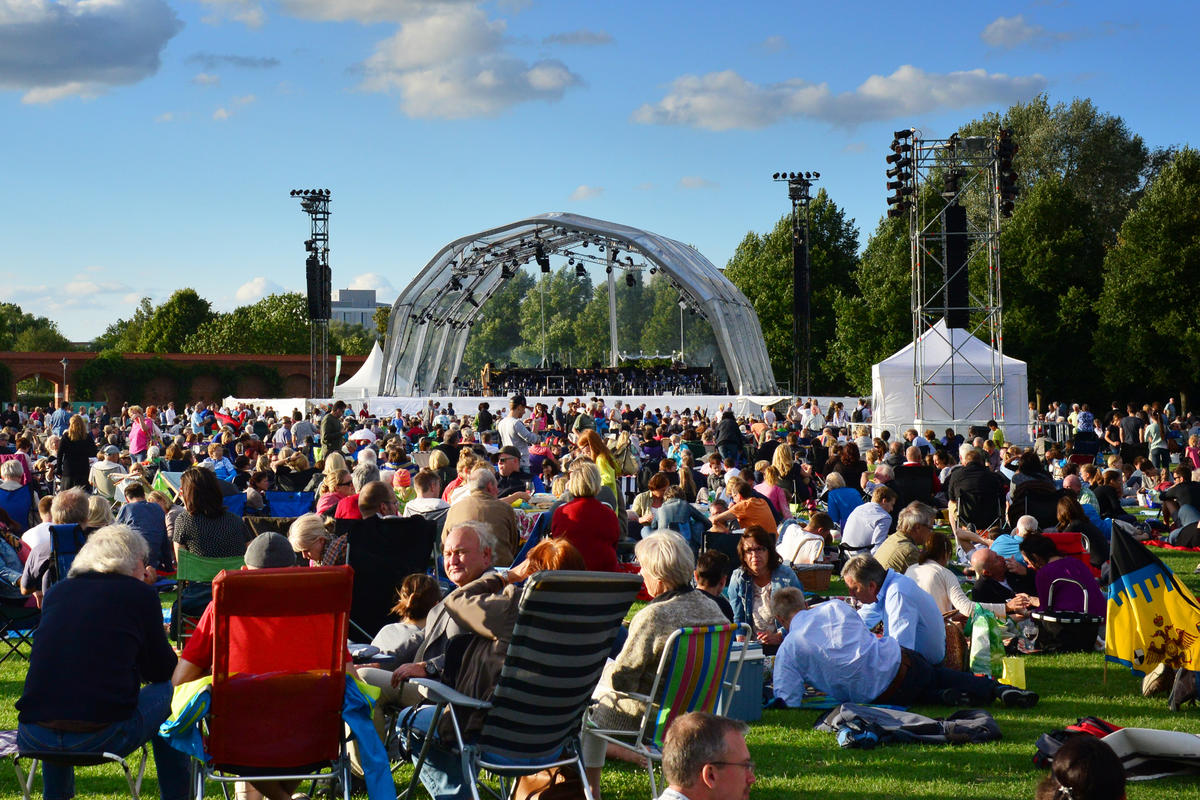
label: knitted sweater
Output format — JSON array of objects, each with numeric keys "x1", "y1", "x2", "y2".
[{"x1": 589, "y1": 589, "x2": 728, "y2": 731}]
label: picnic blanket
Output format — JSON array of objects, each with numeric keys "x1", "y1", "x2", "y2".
[{"x1": 1145, "y1": 540, "x2": 1200, "y2": 552}]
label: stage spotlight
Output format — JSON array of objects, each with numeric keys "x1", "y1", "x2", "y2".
[
  {"x1": 772, "y1": 172, "x2": 781, "y2": 179},
  {"x1": 605, "y1": 266, "x2": 612, "y2": 274},
  {"x1": 625, "y1": 273, "x2": 635, "y2": 287},
  {"x1": 568, "y1": 257, "x2": 575, "y2": 265},
  {"x1": 575, "y1": 263, "x2": 586, "y2": 278},
  {"x1": 535, "y1": 243, "x2": 550, "y2": 273},
  {"x1": 649, "y1": 266, "x2": 657, "y2": 275},
  {"x1": 893, "y1": 129, "x2": 913, "y2": 139}
]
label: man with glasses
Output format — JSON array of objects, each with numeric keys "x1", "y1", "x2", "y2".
[
  {"x1": 660, "y1": 712, "x2": 755, "y2": 800},
  {"x1": 494, "y1": 445, "x2": 532, "y2": 501},
  {"x1": 873, "y1": 501, "x2": 936, "y2": 574}
]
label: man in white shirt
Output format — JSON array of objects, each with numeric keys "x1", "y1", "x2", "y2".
[
  {"x1": 840, "y1": 485, "x2": 896, "y2": 555},
  {"x1": 496, "y1": 395, "x2": 540, "y2": 471}
]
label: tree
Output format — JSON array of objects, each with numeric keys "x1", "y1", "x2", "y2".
[
  {"x1": 1093, "y1": 147, "x2": 1200, "y2": 396},
  {"x1": 0, "y1": 303, "x2": 74, "y2": 352},
  {"x1": 826, "y1": 213, "x2": 911, "y2": 394},
  {"x1": 183, "y1": 293, "x2": 309, "y2": 355},
  {"x1": 138, "y1": 289, "x2": 214, "y2": 352},
  {"x1": 329, "y1": 321, "x2": 376, "y2": 356},
  {"x1": 724, "y1": 188, "x2": 860, "y2": 392},
  {"x1": 372, "y1": 305, "x2": 392, "y2": 338},
  {"x1": 996, "y1": 176, "x2": 1104, "y2": 402},
  {"x1": 958, "y1": 94, "x2": 1153, "y2": 242},
  {"x1": 92, "y1": 297, "x2": 153, "y2": 352},
  {"x1": 461, "y1": 271, "x2": 535, "y2": 372},
  {"x1": 518, "y1": 268, "x2": 593, "y2": 366}
]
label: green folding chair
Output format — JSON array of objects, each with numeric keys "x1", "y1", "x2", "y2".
[
  {"x1": 173, "y1": 550, "x2": 245, "y2": 647},
  {"x1": 583, "y1": 622, "x2": 749, "y2": 798}
]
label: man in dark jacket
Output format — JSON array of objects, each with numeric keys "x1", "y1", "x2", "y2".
[
  {"x1": 321, "y1": 401, "x2": 347, "y2": 455},
  {"x1": 716, "y1": 411, "x2": 743, "y2": 465}
]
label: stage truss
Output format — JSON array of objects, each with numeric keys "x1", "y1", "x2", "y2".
[
  {"x1": 378, "y1": 213, "x2": 777, "y2": 396},
  {"x1": 899, "y1": 132, "x2": 1008, "y2": 423}
]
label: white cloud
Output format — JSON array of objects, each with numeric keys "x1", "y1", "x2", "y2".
[
  {"x1": 193, "y1": 72, "x2": 221, "y2": 86},
  {"x1": 196, "y1": 0, "x2": 476, "y2": 26},
  {"x1": 760, "y1": 35, "x2": 788, "y2": 52},
  {"x1": 235, "y1": 277, "x2": 283, "y2": 303},
  {"x1": 213, "y1": 107, "x2": 230, "y2": 120},
  {"x1": 234, "y1": 94, "x2": 256, "y2": 105},
  {"x1": 347, "y1": 273, "x2": 396, "y2": 302},
  {"x1": 569, "y1": 185, "x2": 603, "y2": 201},
  {"x1": 633, "y1": 66, "x2": 1047, "y2": 130},
  {"x1": 635, "y1": 182, "x2": 655, "y2": 191},
  {"x1": 360, "y1": 5, "x2": 581, "y2": 118},
  {"x1": 543, "y1": 29, "x2": 613, "y2": 46},
  {"x1": 8, "y1": 276, "x2": 135, "y2": 312},
  {"x1": 0, "y1": 0, "x2": 182, "y2": 103},
  {"x1": 196, "y1": 0, "x2": 265, "y2": 27},
  {"x1": 678, "y1": 176, "x2": 717, "y2": 190},
  {"x1": 981, "y1": 16, "x2": 1039, "y2": 48},
  {"x1": 842, "y1": 141, "x2": 867, "y2": 153}
]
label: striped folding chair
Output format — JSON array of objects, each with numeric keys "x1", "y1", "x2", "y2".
[
  {"x1": 401, "y1": 570, "x2": 642, "y2": 800},
  {"x1": 582, "y1": 622, "x2": 749, "y2": 798}
]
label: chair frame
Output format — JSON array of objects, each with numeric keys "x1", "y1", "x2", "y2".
[
  {"x1": 583, "y1": 623, "x2": 750, "y2": 798},
  {"x1": 0, "y1": 603, "x2": 40, "y2": 664},
  {"x1": 14, "y1": 744, "x2": 148, "y2": 800},
  {"x1": 172, "y1": 551, "x2": 245, "y2": 647},
  {"x1": 399, "y1": 571, "x2": 642, "y2": 800}
]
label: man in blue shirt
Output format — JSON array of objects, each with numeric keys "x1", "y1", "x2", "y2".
[
  {"x1": 190, "y1": 402, "x2": 212, "y2": 435},
  {"x1": 770, "y1": 588, "x2": 1038, "y2": 708},
  {"x1": 49, "y1": 401, "x2": 72, "y2": 437},
  {"x1": 116, "y1": 482, "x2": 173, "y2": 572},
  {"x1": 842, "y1": 554, "x2": 945, "y2": 665}
]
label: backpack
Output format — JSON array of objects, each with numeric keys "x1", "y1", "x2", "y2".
[
  {"x1": 1032, "y1": 717, "x2": 1123, "y2": 768},
  {"x1": 614, "y1": 444, "x2": 638, "y2": 477}
]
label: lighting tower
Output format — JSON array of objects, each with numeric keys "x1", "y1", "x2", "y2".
[
  {"x1": 772, "y1": 170, "x2": 820, "y2": 397},
  {"x1": 289, "y1": 188, "x2": 331, "y2": 397}
]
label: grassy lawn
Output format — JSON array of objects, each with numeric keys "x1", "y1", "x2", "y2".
[{"x1": 4, "y1": 555, "x2": 1200, "y2": 799}]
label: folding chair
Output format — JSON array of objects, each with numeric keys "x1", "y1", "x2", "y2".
[
  {"x1": 341, "y1": 515, "x2": 436, "y2": 642},
  {"x1": 264, "y1": 491, "x2": 316, "y2": 518},
  {"x1": 401, "y1": 571, "x2": 642, "y2": 800},
  {"x1": 221, "y1": 492, "x2": 247, "y2": 517},
  {"x1": 0, "y1": 485, "x2": 34, "y2": 533},
  {"x1": 582, "y1": 623, "x2": 749, "y2": 798},
  {"x1": 0, "y1": 602, "x2": 39, "y2": 664},
  {"x1": 1044, "y1": 532, "x2": 1100, "y2": 578},
  {"x1": 47, "y1": 524, "x2": 87, "y2": 588},
  {"x1": 173, "y1": 550, "x2": 245, "y2": 646},
  {"x1": 13, "y1": 744, "x2": 148, "y2": 800},
  {"x1": 190, "y1": 567, "x2": 354, "y2": 799}
]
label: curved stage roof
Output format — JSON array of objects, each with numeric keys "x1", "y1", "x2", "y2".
[{"x1": 378, "y1": 212, "x2": 777, "y2": 395}]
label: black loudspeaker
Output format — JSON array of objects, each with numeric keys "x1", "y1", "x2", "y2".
[
  {"x1": 319, "y1": 265, "x2": 332, "y2": 320},
  {"x1": 305, "y1": 255, "x2": 322, "y2": 319},
  {"x1": 944, "y1": 204, "x2": 969, "y2": 329}
]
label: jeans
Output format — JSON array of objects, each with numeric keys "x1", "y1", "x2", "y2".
[
  {"x1": 17, "y1": 682, "x2": 189, "y2": 800},
  {"x1": 409, "y1": 706, "x2": 471, "y2": 800},
  {"x1": 886, "y1": 648, "x2": 998, "y2": 706}
]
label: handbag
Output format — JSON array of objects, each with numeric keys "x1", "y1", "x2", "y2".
[{"x1": 1030, "y1": 578, "x2": 1102, "y2": 653}]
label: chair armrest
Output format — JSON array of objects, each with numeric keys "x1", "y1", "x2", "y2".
[{"x1": 409, "y1": 678, "x2": 493, "y2": 710}]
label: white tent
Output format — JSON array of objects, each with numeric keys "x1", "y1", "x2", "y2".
[
  {"x1": 333, "y1": 341, "x2": 385, "y2": 400},
  {"x1": 871, "y1": 320, "x2": 1030, "y2": 444}
]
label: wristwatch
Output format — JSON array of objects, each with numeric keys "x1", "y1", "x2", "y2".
[{"x1": 423, "y1": 661, "x2": 437, "y2": 677}]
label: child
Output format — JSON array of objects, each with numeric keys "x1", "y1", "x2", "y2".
[{"x1": 694, "y1": 550, "x2": 734, "y2": 622}]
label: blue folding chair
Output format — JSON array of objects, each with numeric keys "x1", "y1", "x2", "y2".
[
  {"x1": 221, "y1": 492, "x2": 247, "y2": 517},
  {"x1": 263, "y1": 491, "x2": 315, "y2": 518},
  {"x1": 48, "y1": 524, "x2": 87, "y2": 587},
  {"x1": 0, "y1": 485, "x2": 34, "y2": 532}
]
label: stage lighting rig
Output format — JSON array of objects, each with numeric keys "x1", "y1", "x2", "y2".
[
  {"x1": 290, "y1": 187, "x2": 331, "y2": 397},
  {"x1": 886, "y1": 132, "x2": 915, "y2": 219},
  {"x1": 625, "y1": 272, "x2": 636, "y2": 288},
  {"x1": 535, "y1": 243, "x2": 550, "y2": 273},
  {"x1": 772, "y1": 169, "x2": 820, "y2": 396},
  {"x1": 995, "y1": 128, "x2": 1019, "y2": 217}
]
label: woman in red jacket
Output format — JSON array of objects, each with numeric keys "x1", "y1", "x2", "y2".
[{"x1": 550, "y1": 459, "x2": 620, "y2": 572}]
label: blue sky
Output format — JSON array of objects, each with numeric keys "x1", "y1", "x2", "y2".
[{"x1": 1, "y1": 0, "x2": 1192, "y2": 340}]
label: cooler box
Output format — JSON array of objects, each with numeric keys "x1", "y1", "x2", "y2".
[{"x1": 723, "y1": 641, "x2": 765, "y2": 722}]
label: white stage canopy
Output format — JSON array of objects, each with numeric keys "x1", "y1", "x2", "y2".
[{"x1": 871, "y1": 320, "x2": 1030, "y2": 444}]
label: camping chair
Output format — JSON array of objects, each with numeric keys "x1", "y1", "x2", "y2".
[
  {"x1": 243, "y1": 516, "x2": 299, "y2": 538},
  {"x1": 582, "y1": 623, "x2": 749, "y2": 798},
  {"x1": 1044, "y1": 532, "x2": 1101, "y2": 578},
  {"x1": 13, "y1": 742, "x2": 148, "y2": 800},
  {"x1": 400, "y1": 571, "x2": 642, "y2": 800},
  {"x1": 892, "y1": 465, "x2": 938, "y2": 509},
  {"x1": 190, "y1": 566, "x2": 354, "y2": 799},
  {"x1": 341, "y1": 516, "x2": 436, "y2": 642},
  {"x1": 0, "y1": 485, "x2": 34, "y2": 533},
  {"x1": 0, "y1": 601, "x2": 39, "y2": 665},
  {"x1": 173, "y1": 550, "x2": 245, "y2": 646},
  {"x1": 264, "y1": 491, "x2": 316, "y2": 518},
  {"x1": 47, "y1": 524, "x2": 87, "y2": 589},
  {"x1": 220, "y1": 492, "x2": 247, "y2": 517},
  {"x1": 1007, "y1": 481, "x2": 1061, "y2": 531},
  {"x1": 1068, "y1": 453, "x2": 1097, "y2": 466}
]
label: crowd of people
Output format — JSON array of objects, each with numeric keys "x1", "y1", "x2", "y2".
[
  {"x1": 1, "y1": 389, "x2": 1187, "y2": 800},
  {"x1": 466, "y1": 363, "x2": 725, "y2": 398}
]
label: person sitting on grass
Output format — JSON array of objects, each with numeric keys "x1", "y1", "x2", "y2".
[{"x1": 770, "y1": 587, "x2": 1038, "y2": 709}]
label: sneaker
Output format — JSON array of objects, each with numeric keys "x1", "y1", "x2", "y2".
[
  {"x1": 1168, "y1": 668, "x2": 1197, "y2": 711},
  {"x1": 999, "y1": 687, "x2": 1039, "y2": 708},
  {"x1": 1142, "y1": 662, "x2": 1175, "y2": 697},
  {"x1": 938, "y1": 688, "x2": 972, "y2": 706}
]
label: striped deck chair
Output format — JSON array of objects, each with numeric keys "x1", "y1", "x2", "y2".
[
  {"x1": 583, "y1": 622, "x2": 749, "y2": 798},
  {"x1": 401, "y1": 570, "x2": 642, "y2": 800}
]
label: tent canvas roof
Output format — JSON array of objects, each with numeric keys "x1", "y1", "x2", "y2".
[{"x1": 333, "y1": 341, "x2": 384, "y2": 399}]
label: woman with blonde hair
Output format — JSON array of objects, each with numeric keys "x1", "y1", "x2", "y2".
[
  {"x1": 85, "y1": 494, "x2": 116, "y2": 531},
  {"x1": 287, "y1": 512, "x2": 343, "y2": 566},
  {"x1": 56, "y1": 414, "x2": 96, "y2": 491},
  {"x1": 550, "y1": 460, "x2": 620, "y2": 572},
  {"x1": 754, "y1": 462, "x2": 789, "y2": 518},
  {"x1": 575, "y1": 429, "x2": 623, "y2": 514},
  {"x1": 316, "y1": 468, "x2": 353, "y2": 515}
]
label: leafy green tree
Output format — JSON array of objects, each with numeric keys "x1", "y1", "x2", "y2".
[
  {"x1": 138, "y1": 289, "x2": 214, "y2": 352},
  {"x1": 461, "y1": 271, "x2": 535, "y2": 372},
  {"x1": 92, "y1": 297, "x2": 153, "y2": 352},
  {"x1": 1093, "y1": 147, "x2": 1200, "y2": 396},
  {"x1": 724, "y1": 188, "x2": 859, "y2": 392},
  {"x1": 372, "y1": 305, "x2": 392, "y2": 338},
  {"x1": 0, "y1": 303, "x2": 74, "y2": 352},
  {"x1": 826, "y1": 213, "x2": 911, "y2": 394},
  {"x1": 329, "y1": 321, "x2": 376, "y2": 356},
  {"x1": 517, "y1": 267, "x2": 593, "y2": 366},
  {"x1": 997, "y1": 176, "x2": 1104, "y2": 402},
  {"x1": 183, "y1": 293, "x2": 309, "y2": 354}
]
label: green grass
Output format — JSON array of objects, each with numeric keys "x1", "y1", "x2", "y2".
[{"x1": 5, "y1": 558, "x2": 1200, "y2": 799}]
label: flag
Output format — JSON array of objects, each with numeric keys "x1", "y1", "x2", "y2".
[{"x1": 1106, "y1": 525, "x2": 1200, "y2": 675}]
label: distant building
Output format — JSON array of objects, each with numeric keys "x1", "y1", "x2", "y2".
[{"x1": 330, "y1": 289, "x2": 389, "y2": 334}]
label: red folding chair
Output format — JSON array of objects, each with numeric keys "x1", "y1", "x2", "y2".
[{"x1": 193, "y1": 566, "x2": 353, "y2": 799}]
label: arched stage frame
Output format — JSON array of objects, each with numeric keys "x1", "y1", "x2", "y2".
[{"x1": 379, "y1": 212, "x2": 777, "y2": 396}]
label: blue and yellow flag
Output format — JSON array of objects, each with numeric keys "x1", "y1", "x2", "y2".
[{"x1": 1106, "y1": 526, "x2": 1200, "y2": 675}]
